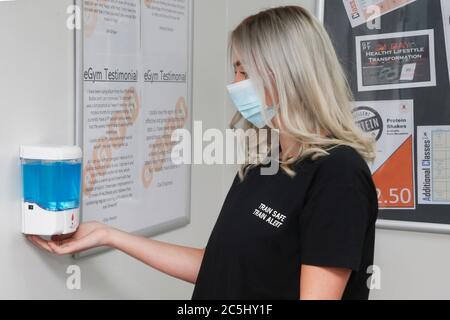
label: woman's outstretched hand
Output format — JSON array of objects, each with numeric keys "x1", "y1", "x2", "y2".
[
  {"x1": 27, "y1": 222, "x2": 112, "y2": 255},
  {"x1": 28, "y1": 221, "x2": 204, "y2": 284}
]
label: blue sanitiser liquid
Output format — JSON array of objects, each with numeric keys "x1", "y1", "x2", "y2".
[{"x1": 21, "y1": 160, "x2": 82, "y2": 212}]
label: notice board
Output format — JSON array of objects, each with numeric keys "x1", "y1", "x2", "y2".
[
  {"x1": 75, "y1": 0, "x2": 193, "y2": 254},
  {"x1": 317, "y1": 0, "x2": 450, "y2": 233}
]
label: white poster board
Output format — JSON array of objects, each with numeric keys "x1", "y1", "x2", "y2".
[{"x1": 75, "y1": 0, "x2": 193, "y2": 256}]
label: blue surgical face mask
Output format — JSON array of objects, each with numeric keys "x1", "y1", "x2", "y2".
[{"x1": 226, "y1": 79, "x2": 276, "y2": 128}]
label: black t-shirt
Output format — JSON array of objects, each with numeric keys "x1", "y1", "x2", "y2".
[{"x1": 192, "y1": 145, "x2": 378, "y2": 300}]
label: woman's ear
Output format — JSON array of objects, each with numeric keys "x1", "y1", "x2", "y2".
[
  {"x1": 264, "y1": 87, "x2": 274, "y2": 107},
  {"x1": 264, "y1": 78, "x2": 279, "y2": 107},
  {"x1": 272, "y1": 113, "x2": 282, "y2": 130}
]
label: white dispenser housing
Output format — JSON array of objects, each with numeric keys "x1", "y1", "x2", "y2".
[{"x1": 20, "y1": 145, "x2": 83, "y2": 235}]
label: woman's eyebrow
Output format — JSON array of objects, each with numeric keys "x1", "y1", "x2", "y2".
[{"x1": 233, "y1": 61, "x2": 242, "y2": 68}]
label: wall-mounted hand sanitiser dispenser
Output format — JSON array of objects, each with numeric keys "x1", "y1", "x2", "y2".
[{"x1": 20, "y1": 145, "x2": 82, "y2": 236}]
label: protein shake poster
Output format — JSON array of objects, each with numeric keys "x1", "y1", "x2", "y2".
[
  {"x1": 356, "y1": 29, "x2": 436, "y2": 92},
  {"x1": 353, "y1": 100, "x2": 415, "y2": 209}
]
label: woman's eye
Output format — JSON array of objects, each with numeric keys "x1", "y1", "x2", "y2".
[{"x1": 233, "y1": 69, "x2": 248, "y2": 79}]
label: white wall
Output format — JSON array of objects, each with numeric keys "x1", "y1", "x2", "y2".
[
  {"x1": 1, "y1": 0, "x2": 449, "y2": 300},
  {"x1": 371, "y1": 229, "x2": 450, "y2": 300}
]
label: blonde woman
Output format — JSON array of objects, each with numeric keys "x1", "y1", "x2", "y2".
[{"x1": 28, "y1": 6, "x2": 378, "y2": 300}]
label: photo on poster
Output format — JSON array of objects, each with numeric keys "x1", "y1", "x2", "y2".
[
  {"x1": 343, "y1": 0, "x2": 416, "y2": 28},
  {"x1": 352, "y1": 100, "x2": 415, "y2": 209},
  {"x1": 417, "y1": 126, "x2": 450, "y2": 205},
  {"x1": 356, "y1": 29, "x2": 436, "y2": 92},
  {"x1": 442, "y1": 0, "x2": 450, "y2": 84}
]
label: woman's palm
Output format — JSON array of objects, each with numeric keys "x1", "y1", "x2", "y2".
[{"x1": 27, "y1": 222, "x2": 110, "y2": 255}]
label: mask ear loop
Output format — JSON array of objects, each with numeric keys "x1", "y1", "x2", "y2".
[
  {"x1": 261, "y1": 66, "x2": 279, "y2": 129},
  {"x1": 262, "y1": 95, "x2": 278, "y2": 129},
  {"x1": 263, "y1": 69, "x2": 282, "y2": 165},
  {"x1": 253, "y1": 78, "x2": 278, "y2": 163}
]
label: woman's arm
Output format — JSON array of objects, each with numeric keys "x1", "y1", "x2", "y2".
[
  {"x1": 108, "y1": 229, "x2": 204, "y2": 284},
  {"x1": 27, "y1": 222, "x2": 205, "y2": 284},
  {"x1": 300, "y1": 265, "x2": 351, "y2": 300}
]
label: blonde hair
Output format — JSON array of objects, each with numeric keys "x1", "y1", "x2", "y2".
[{"x1": 229, "y1": 6, "x2": 375, "y2": 178}]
